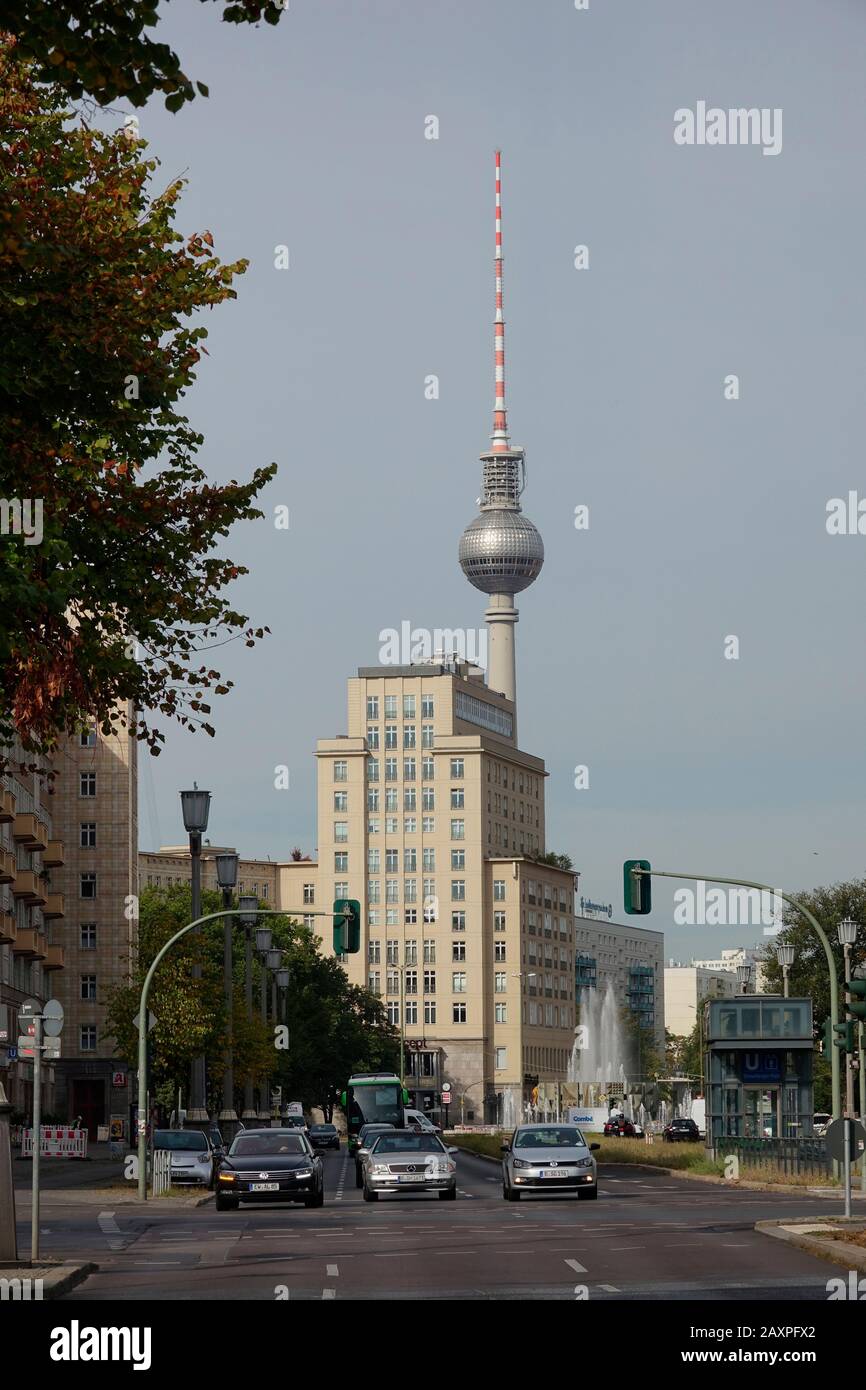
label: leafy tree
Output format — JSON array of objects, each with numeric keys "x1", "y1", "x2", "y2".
[
  {"x1": 761, "y1": 876, "x2": 866, "y2": 1032},
  {"x1": 0, "y1": 42, "x2": 274, "y2": 764},
  {"x1": 0, "y1": 0, "x2": 288, "y2": 111},
  {"x1": 533, "y1": 851, "x2": 574, "y2": 871}
]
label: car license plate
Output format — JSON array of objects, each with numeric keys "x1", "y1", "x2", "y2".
[
  {"x1": 541, "y1": 1170, "x2": 568, "y2": 1177},
  {"x1": 397, "y1": 1174, "x2": 420, "y2": 1183},
  {"x1": 250, "y1": 1182, "x2": 280, "y2": 1192}
]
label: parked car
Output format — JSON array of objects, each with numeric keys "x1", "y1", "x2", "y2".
[
  {"x1": 359, "y1": 1128, "x2": 457, "y2": 1202},
  {"x1": 663, "y1": 1117, "x2": 701, "y2": 1143},
  {"x1": 603, "y1": 1117, "x2": 636, "y2": 1138},
  {"x1": 214, "y1": 1128, "x2": 324, "y2": 1210},
  {"x1": 309, "y1": 1123, "x2": 340, "y2": 1151},
  {"x1": 502, "y1": 1124, "x2": 600, "y2": 1201},
  {"x1": 354, "y1": 1123, "x2": 396, "y2": 1187},
  {"x1": 151, "y1": 1129, "x2": 217, "y2": 1188}
]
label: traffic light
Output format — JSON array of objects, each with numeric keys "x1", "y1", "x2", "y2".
[
  {"x1": 332, "y1": 898, "x2": 361, "y2": 954},
  {"x1": 834, "y1": 1020, "x2": 855, "y2": 1053},
  {"x1": 846, "y1": 977, "x2": 866, "y2": 1021},
  {"x1": 623, "y1": 860, "x2": 652, "y2": 915},
  {"x1": 822, "y1": 1017, "x2": 833, "y2": 1055}
]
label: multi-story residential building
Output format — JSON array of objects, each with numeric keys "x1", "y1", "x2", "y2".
[
  {"x1": 48, "y1": 709, "x2": 138, "y2": 1136},
  {"x1": 0, "y1": 752, "x2": 66, "y2": 1118},
  {"x1": 664, "y1": 963, "x2": 737, "y2": 1037},
  {"x1": 692, "y1": 946, "x2": 769, "y2": 994},
  {"x1": 572, "y1": 915, "x2": 665, "y2": 1054}
]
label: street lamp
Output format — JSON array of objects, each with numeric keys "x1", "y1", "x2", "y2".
[
  {"x1": 776, "y1": 943, "x2": 795, "y2": 999},
  {"x1": 266, "y1": 948, "x2": 282, "y2": 971},
  {"x1": 215, "y1": 853, "x2": 239, "y2": 1137},
  {"x1": 180, "y1": 785, "x2": 210, "y2": 1125},
  {"x1": 255, "y1": 925, "x2": 273, "y2": 954},
  {"x1": 275, "y1": 966, "x2": 290, "y2": 990},
  {"x1": 238, "y1": 895, "x2": 258, "y2": 1124},
  {"x1": 838, "y1": 919, "x2": 859, "y2": 1119},
  {"x1": 736, "y1": 964, "x2": 752, "y2": 995}
]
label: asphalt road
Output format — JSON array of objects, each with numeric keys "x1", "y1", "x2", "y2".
[{"x1": 13, "y1": 1148, "x2": 844, "y2": 1301}]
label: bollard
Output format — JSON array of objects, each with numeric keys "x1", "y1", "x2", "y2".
[{"x1": 0, "y1": 1077, "x2": 18, "y2": 1263}]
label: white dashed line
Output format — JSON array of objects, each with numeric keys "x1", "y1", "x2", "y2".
[
  {"x1": 322, "y1": 1289, "x2": 336, "y2": 1299},
  {"x1": 598, "y1": 1283, "x2": 620, "y2": 1292},
  {"x1": 326, "y1": 1264, "x2": 339, "y2": 1277},
  {"x1": 564, "y1": 1258, "x2": 588, "y2": 1275}
]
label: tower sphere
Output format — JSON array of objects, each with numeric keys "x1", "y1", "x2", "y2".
[{"x1": 459, "y1": 509, "x2": 544, "y2": 595}]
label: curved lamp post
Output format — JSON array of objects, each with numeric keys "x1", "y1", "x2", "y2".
[
  {"x1": 776, "y1": 942, "x2": 795, "y2": 998},
  {"x1": 180, "y1": 786, "x2": 211, "y2": 1123},
  {"x1": 215, "y1": 853, "x2": 239, "y2": 1134}
]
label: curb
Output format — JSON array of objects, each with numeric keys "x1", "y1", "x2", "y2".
[
  {"x1": 756, "y1": 1219, "x2": 866, "y2": 1273},
  {"x1": 0, "y1": 1261, "x2": 98, "y2": 1299}
]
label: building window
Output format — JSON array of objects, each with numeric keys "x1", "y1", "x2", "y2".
[
  {"x1": 404, "y1": 848, "x2": 417, "y2": 872},
  {"x1": 80, "y1": 1025, "x2": 97, "y2": 1051},
  {"x1": 495, "y1": 941, "x2": 506, "y2": 962},
  {"x1": 451, "y1": 880, "x2": 465, "y2": 901},
  {"x1": 334, "y1": 791, "x2": 348, "y2": 811},
  {"x1": 367, "y1": 787, "x2": 379, "y2": 812},
  {"x1": 334, "y1": 821, "x2": 348, "y2": 843},
  {"x1": 452, "y1": 941, "x2": 466, "y2": 962},
  {"x1": 80, "y1": 974, "x2": 97, "y2": 1001},
  {"x1": 385, "y1": 789, "x2": 398, "y2": 813},
  {"x1": 421, "y1": 787, "x2": 434, "y2": 813},
  {"x1": 384, "y1": 695, "x2": 397, "y2": 718},
  {"x1": 386, "y1": 939, "x2": 398, "y2": 964},
  {"x1": 422, "y1": 815, "x2": 435, "y2": 833},
  {"x1": 403, "y1": 695, "x2": 416, "y2": 718},
  {"x1": 451, "y1": 849, "x2": 465, "y2": 870},
  {"x1": 494, "y1": 1046, "x2": 507, "y2": 1070},
  {"x1": 494, "y1": 911, "x2": 506, "y2": 932},
  {"x1": 368, "y1": 939, "x2": 380, "y2": 964},
  {"x1": 404, "y1": 817, "x2": 417, "y2": 835},
  {"x1": 368, "y1": 849, "x2": 380, "y2": 873},
  {"x1": 405, "y1": 940, "x2": 417, "y2": 965},
  {"x1": 367, "y1": 759, "x2": 379, "y2": 783},
  {"x1": 368, "y1": 972, "x2": 380, "y2": 995},
  {"x1": 404, "y1": 909, "x2": 417, "y2": 927},
  {"x1": 385, "y1": 725, "x2": 397, "y2": 750},
  {"x1": 452, "y1": 911, "x2": 465, "y2": 932},
  {"x1": 80, "y1": 923, "x2": 96, "y2": 949},
  {"x1": 386, "y1": 969, "x2": 399, "y2": 994},
  {"x1": 422, "y1": 724, "x2": 434, "y2": 749},
  {"x1": 424, "y1": 1000, "x2": 437, "y2": 1025},
  {"x1": 495, "y1": 1003, "x2": 507, "y2": 1024},
  {"x1": 403, "y1": 758, "x2": 416, "y2": 781},
  {"x1": 493, "y1": 880, "x2": 506, "y2": 901},
  {"x1": 366, "y1": 725, "x2": 379, "y2": 750},
  {"x1": 405, "y1": 1000, "x2": 418, "y2": 1025},
  {"x1": 387, "y1": 1001, "x2": 399, "y2": 1025},
  {"x1": 404, "y1": 878, "x2": 417, "y2": 902},
  {"x1": 423, "y1": 939, "x2": 436, "y2": 964},
  {"x1": 422, "y1": 695, "x2": 434, "y2": 718},
  {"x1": 451, "y1": 788, "x2": 464, "y2": 809},
  {"x1": 366, "y1": 696, "x2": 379, "y2": 719},
  {"x1": 333, "y1": 760, "x2": 347, "y2": 782},
  {"x1": 404, "y1": 787, "x2": 416, "y2": 811},
  {"x1": 385, "y1": 758, "x2": 397, "y2": 782},
  {"x1": 405, "y1": 969, "x2": 418, "y2": 994},
  {"x1": 453, "y1": 1002, "x2": 467, "y2": 1024},
  {"x1": 452, "y1": 971, "x2": 466, "y2": 993},
  {"x1": 450, "y1": 758, "x2": 464, "y2": 778},
  {"x1": 335, "y1": 881, "x2": 349, "y2": 899},
  {"x1": 423, "y1": 969, "x2": 436, "y2": 993},
  {"x1": 80, "y1": 872, "x2": 97, "y2": 900},
  {"x1": 303, "y1": 884, "x2": 315, "y2": 904},
  {"x1": 495, "y1": 972, "x2": 507, "y2": 993},
  {"x1": 334, "y1": 852, "x2": 348, "y2": 872},
  {"x1": 80, "y1": 725, "x2": 97, "y2": 747},
  {"x1": 79, "y1": 822, "x2": 96, "y2": 848},
  {"x1": 79, "y1": 772, "x2": 97, "y2": 797},
  {"x1": 422, "y1": 756, "x2": 434, "y2": 780},
  {"x1": 404, "y1": 725, "x2": 416, "y2": 749},
  {"x1": 450, "y1": 819, "x2": 464, "y2": 840}
]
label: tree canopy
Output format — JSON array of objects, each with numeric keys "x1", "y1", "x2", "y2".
[
  {"x1": 0, "y1": 41, "x2": 274, "y2": 763},
  {"x1": 0, "y1": 1, "x2": 288, "y2": 110}
]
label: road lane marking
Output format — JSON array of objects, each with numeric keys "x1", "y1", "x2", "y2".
[
  {"x1": 322, "y1": 1288, "x2": 336, "y2": 1299},
  {"x1": 97, "y1": 1211, "x2": 125, "y2": 1251},
  {"x1": 326, "y1": 1263, "x2": 339, "y2": 1277},
  {"x1": 598, "y1": 1284, "x2": 620, "y2": 1292},
  {"x1": 564, "y1": 1258, "x2": 587, "y2": 1275},
  {"x1": 609, "y1": 1245, "x2": 644, "y2": 1251}
]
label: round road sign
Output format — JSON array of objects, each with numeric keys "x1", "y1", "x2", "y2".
[
  {"x1": 43, "y1": 999, "x2": 64, "y2": 1037},
  {"x1": 825, "y1": 1117, "x2": 866, "y2": 1162}
]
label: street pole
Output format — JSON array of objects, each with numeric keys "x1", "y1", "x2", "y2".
[
  {"x1": 843, "y1": 943, "x2": 855, "y2": 1121},
  {"x1": 31, "y1": 1013, "x2": 42, "y2": 1263},
  {"x1": 221, "y1": 884, "x2": 236, "y2": 1135},
  {"x1": 859, "y1": 1021, "x2": 866, "y2": 1193},
  {"x1": 259, "y1": 962, "x2": 269, "y2": 1123},
  {"x1": 843, "y1": 1117, "x2": 852, "y2": 1219},
  {"x1": 243, "y1": 924, "x2": 255, "y2": 1123},
  {"x1": 188, "y1": 829, "x2": 207, "y2": 1124}
]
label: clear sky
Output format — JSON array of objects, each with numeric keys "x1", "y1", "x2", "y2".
[{"x1": 129, "y1": 0, "x2": 866, "y2": 962}]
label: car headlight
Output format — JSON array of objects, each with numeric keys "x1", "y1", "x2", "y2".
[
  {"x1": 512, "y1": 1158, "x2": 531, "y2": 1168},
  {"x1": 294, "y1": 1169, "x2": 312, "y2": 1179},
  {"x1": 372, "y1": 1164, "x2": 390, "y2": 1175},
  {"x1": 218, "y1": 1173, "x2": 236, "y2": 1183},
  {"x1": 576, "y1": 1157, "x2": 592, "y2": 1168}
]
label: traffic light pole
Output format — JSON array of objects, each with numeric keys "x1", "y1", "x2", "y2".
[
  {"x1": 631, "y1": 866, "x2": 842, "y2": 1123},
  {"x1": 135, "y1": 905, "x2": 352, "y2": 1201}
]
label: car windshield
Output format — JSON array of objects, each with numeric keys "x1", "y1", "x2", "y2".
[
  {"x1": 360, "y1": 1125, "x2": 393, "y2": 1140},
  {"x1": 230, "y1": 1134, "x2": 306, "y2": 1156},
  {"x1": 153, "y1": 1131, "x2": 207, "y2": 1151},
  {"x1": 373, "y1": 1134, "x2": 445, "y2": 1155},
  {"x1": 514, "y1": 1127, "x2": 585, "y2": 1149},
  {"x1": 312, "y1": 1126, "x2": 336, "y2": 1134}
]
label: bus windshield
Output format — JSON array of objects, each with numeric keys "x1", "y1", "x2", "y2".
[{"x1": 348, "y1": 1084, "x2": 403, "y2": 1132}]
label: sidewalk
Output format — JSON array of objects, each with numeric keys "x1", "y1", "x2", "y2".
[{"x1": 0, "y1": 1261, "x2": 97, "y2": 1299}]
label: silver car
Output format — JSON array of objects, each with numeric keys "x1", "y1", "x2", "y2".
[
  {"x1": 501, "y1": 1123, "x2": 599, "y2": 1201},
  {"x1": 361, "y1": 1128, "x2": 458, "y2": 1201},
  {"x1": 152, "y1": 1129, "x2": 216, "y2": 1187}
]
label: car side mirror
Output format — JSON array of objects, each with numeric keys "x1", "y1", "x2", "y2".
[
  {"x1": 590, "y1": 1143, "x2": 600, "y2": 1151},
  {"x1": 447, "y1": 1147, "x2": 459, "y2": 1156},
  {"x1": 500, "y1": 1142, "x2": 510, "y2": 1152}
]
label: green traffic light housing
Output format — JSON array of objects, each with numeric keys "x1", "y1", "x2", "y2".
[
  {"x1": 623, "y1": 860, "x2": 652, "y2": 915},
  {"x1": 332, "y1": 898, "x2": 361, "y2": 954},
  {"x1": 846, "y1": 977, "x2": 866, "y2": 1021},
  {"x1": 834, "y1": 1020, "x2": 855, "y2": 1053}
]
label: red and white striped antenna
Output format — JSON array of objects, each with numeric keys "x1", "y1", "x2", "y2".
[{"x1": 492, "y1": 149, "x2": 510, "y2": 453}]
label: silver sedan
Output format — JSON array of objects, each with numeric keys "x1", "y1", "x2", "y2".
[
  {"x1": 501, "y1": 1124, "x2": 600, "y2": 1200},
  {"x1": 361, "y1": 1129, "x2": 457, "y2": 1201}
]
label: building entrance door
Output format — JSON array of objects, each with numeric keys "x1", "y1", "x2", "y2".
[
  {"x1": 71, "y1": 1079, "x2": 105, "y2": 1140},
  {"x1": 744, "y1": 1086, "x2": 780, "y2": 1138}
]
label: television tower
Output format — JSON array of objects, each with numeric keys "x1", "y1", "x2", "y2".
[{"x1": 459, "y1": 151, "x2": 544, "y2": 718}]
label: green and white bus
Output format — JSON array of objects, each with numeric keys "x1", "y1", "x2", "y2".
[{"x1": 342, "y1": 1072, "x2": 408, "y2": 1154}]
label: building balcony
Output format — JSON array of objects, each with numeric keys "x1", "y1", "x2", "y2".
[
  {"x1": 0, "y1": 788, "x2": 14, "y2": 822},
  {"x1": 0, "y1": 849, "x2": 15, "y2": 884},
  {"x1": 43, "y1": 893, "x2": 64, "y2": 920},
  {"x1": 12, "y1": 813, "x2": 47, "y2": 851},
  {"x1": 12, "y1": 927, "x2": 44, "y2": 958},
  {"x1": 43, "y1": 944, "x2": 65, "y2": 971},
  {"x1": 12, "y1": 869, "x2": 46, "y2": 905},
  {"x1": 0, "y1": 911, "x2": 15, "y2": 945},
  {"x1": 43, "y1": 840, "x2": 65, "y2": 868}
]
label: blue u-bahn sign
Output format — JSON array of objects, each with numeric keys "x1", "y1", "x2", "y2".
[{"x1": 741, "y1": 1052, "x2": 782, "y2": 1084}]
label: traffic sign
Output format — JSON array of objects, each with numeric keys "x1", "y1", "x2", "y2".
[
  {"x1": 17, "y1": 1036, "x2": 35, "y2": 1059},
  {"x1": 42, "y1": 1000, "x2": 64, "y2": 1037},
  {"x1": 43, "y1": 1039, "x2": 60, "y2": 1060},
  {"x1": 7, "y1": 1047, "x2": 17, "y2": 1061},
  {"x1": 825, "y1": 1117, "x2": 866, "y2": 1163},
  {"x1": 133, "y1": 1010, "x2": 157, "y2": 1033},
  {"x1": 19, "y1": 998, "x2": 40, "y2": 1019}
]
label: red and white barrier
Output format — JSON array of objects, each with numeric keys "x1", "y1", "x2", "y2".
[{"x1": 21, "y1": 1126, "x2": 88, "y2": 1158}]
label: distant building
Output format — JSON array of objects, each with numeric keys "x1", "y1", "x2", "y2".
[
  {"x1": 692, "y1": 946, "x2": 769, "y2": 994},
  {"x1": 574, "y1": 916, "x2": 665, "y2": 1053},
  {"x1": 664, "y1": 964, "x2": 737, "y2": 1037}
]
